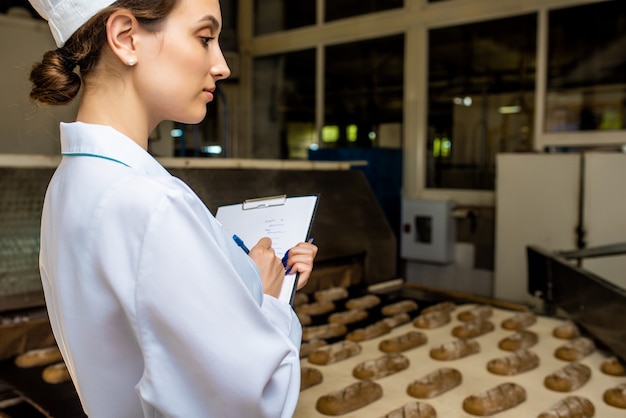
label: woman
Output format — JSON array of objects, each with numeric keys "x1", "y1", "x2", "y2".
[{"x1": 28, "y1": 0, "x2": 317, "y2": 417}]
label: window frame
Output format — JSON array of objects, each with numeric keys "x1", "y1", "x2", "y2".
[{"x1": 238, "y1": 0, "x2": 619, "y2": 206}]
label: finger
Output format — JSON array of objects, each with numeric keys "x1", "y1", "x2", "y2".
[{"x1": 256, "y1": 236, "x2": 273, "y2": 249}]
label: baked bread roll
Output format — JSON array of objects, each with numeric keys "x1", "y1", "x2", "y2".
[
  {"x1": 451, "y1": 319, "x2": 494, "y2": 339},
  {"x1": 498, "y1": 330, "x2": 539, "y2": 351},
  {"x1": 352, "y1": 352, "x2": 410, "y2": 380},
  {"x1": 413, "y1": 309, "x2": 451, "y2": 329},
  {"x1": 293, "y1": 292, "x2": 309, "y2": 306},
  {"x1": 537, "y1": 396, "x2": 595, "y2": 418},
  {"x1": 42, "y1": 362, "x2": 71, "y2": 384},
  {"x1": 553, "y1": 320, "x2": 580, "y2": 340},
  {"x1": 554, "y1": 337, "x2": 595, "y2": 361},
  {"x1": 603, "y1": 382, "x2": 626, "y2": 409},
  {"x1": 501, "y1": 311, "x2": 537, "y2": 331},
  {"x1": 300, "y1": 339, "x2": 328, "y2": 358},
  {"x1": 600, "y1": 356, "x2": 626, "y2": 376},
  {"x1": 383, "y1": 312, "x2": 411, "y2": 329},
  {"x1": 462, "y1": 382, "x2": 526, "y2": 416},
  {"x1": 308, "y1": 340, "x2": 362, "y2": 365},
  {"x1": 295, "y1": 300, "x2": 336, "y2": 316},
  {"x1": 315, "y1": 380, "x2": 383, "y2": 416},
  {"x1": 430, "y1": 339, "x2": 480, "y2": 361},
  {"x1": 379, "y1": 331, "x2": 427, "y2": 353},
  {"x1": 328, "y1": 309, "x2": 368, "y2": 325},
  {"x1": 15, "y1": 346, "x2": 63, "y2": 368},
  {"x1": 302, "y1": 323, "x2": 347, "y2": 341},
  {"x1": 346, "y1": 320, "x2": 391, "y2": 342},
  {"x1": 422, "y1": 301, "x2": 456, "y2": 315},
  {"x1": 300, "y1": 367, "x2": 323, "y2": 391},
  {"x1": 407, "y1": 367, "x2": 462, "y2": 399},
  {"x1": 345, "y1": 294, "x2": 381, "y2": 310},
  {"x1": 380, "y1": 401, "x2": 436, "y2": 418},
  {"x1": 297, "y1": 312, "x2": 312, "y2": 326},
  {"x1": 314, "y1": 286, "x2": 349, "y2": 302},
  {"x1": 457, "y1": 305, "x2": 492, "y2": 322},
  {"x1": 381, "y1": 300, "x2": 419, "y2": 317},
  {"x1": 544, "y1": 362, "x2": 591, "y2": 392},
  {"x1": 487, "y1": 349, "x2": 540, "y2": 376}
]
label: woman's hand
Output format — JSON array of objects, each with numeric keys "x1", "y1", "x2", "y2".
[
  {"x1": 248, "y1": 237, "x2": 284, "y2": 298},
  {"x1": 283, "y1": 241, "x2": 319, "y2": 290}
]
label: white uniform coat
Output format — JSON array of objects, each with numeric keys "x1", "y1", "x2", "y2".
[{"x1": 39, "y1": 122, "x2": 302, "y2": 418}]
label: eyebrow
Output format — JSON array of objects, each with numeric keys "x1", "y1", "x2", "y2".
[{"x1": 199, "y1": 15, "x2": 220, "y2": 31}]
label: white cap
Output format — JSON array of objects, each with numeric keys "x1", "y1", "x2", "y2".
[{"x1": 29, "y1": 0, "x2": 117, "y2": 47}]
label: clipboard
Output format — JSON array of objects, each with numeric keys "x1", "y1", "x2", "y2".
[{"x1": 216, "y1": 194, "x2": 319, "y2": 305}]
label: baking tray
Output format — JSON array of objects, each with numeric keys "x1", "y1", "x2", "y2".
[
  {"x1": 528, "y1": 245, "x2": 626, "y2": 363},
  {"x1": 296, "y1": 300, "x2": 625, "y2": 417}
]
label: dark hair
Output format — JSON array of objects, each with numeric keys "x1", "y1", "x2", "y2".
[{"x1": 29, "y1": 0, "x2": 179, "y2": 105}]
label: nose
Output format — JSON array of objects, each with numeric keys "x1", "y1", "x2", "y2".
[{"x1": 212, "y1": 47, "x2": 231, "y2": 81}]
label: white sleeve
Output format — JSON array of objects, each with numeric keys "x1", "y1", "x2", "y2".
[{"x1": 134, "y1": 189, "x2": 301, "y2": 418}]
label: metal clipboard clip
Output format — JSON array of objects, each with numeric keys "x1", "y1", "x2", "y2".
[{"x1": 242, "y1": 194, "x2": 287, "y2": 210}]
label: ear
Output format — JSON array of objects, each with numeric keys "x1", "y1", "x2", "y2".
[{"x1": 106, "y1": 11, "x2": 139, "y2": 66}]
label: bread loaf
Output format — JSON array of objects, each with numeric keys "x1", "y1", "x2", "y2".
[
  {"x1": 382, "y1": 312, "x2": 412, "y2": 329},
  {"x1": 544, "y1": 362, "x2": 591, "y2": 392},
  {"x1": 42, "y1": 362, "x2": 71, "y2": 384},
  {"x1": 421, "y1": 301, "x2": 456, "y2": 315},
  {"x1": 293, "y1": 292, "x2": 309, "y2": 306},
  {"x1": 316, "y1": 380, "x2": 383, "y2": 416},
  {"x1": 300, "y1": 367, "x2": 323, "y2": 391},
  {"x1": 451, "y1": 319, "x2": 494, "y2": 339},
  {"x1": 413, "y1": 309, "x2": 451, "y2": 329},
  {"x1": 15, "y1": 346, "x2": 63, "y2": 368},
  {"x1": 407, "y1": 367, "x2": 462, "y2": 399},
  {"x1": 308, "y1": 340, "x2": 361, "y2": 365},
  {"x1": 501, "y1": 311, "x2": 537, "y2": 331},
  {"x1": 379, "y1": 331, "x2": 427, "y2": 353},
  {"x1": 552, "y1": 320, "x2": 580, "y2": 340},
  {"x1": 346, "y1": 320, "x2": 391, "y2": 342},
  {"x1": 353, "y1": 353, "x2": 410, "y2": 380},
  {"x1": 381, "y1": 300, "x2": 419, "y2": 317},
  {"x1": 295, "y1": 300, "x2": 336, "y2": 316},
  {"x1": 314, "y1": 286, "x2": 348, "y2": 302},
  {"x1": 462, "y1": 382, "x2": 526, "y2": 416},
  {"x1": 554, "y1": 337, "x2": 595, "y2": 361},
  {"x1": 297, "y1": 312, "x2": 312, "y2": 326},
  {"x1": 457, "y1": 305, "x2": 492, "y2": 322},
  {"x1": 430, "y1": 339, "x2": 480, "y2": 361},
  {"x1": 487, "y1": 349, "x2": 540, "y2": 376},
  {"x1": 300, "y1": 339, "x2": 328, "y2": 358},
  {"x1": 537, "y1": 396, "x2": 595, "y2": 418},
  {"x1": 600, "y1": 356, "x2": 626, "y2": 376},
  {"x1": 498, "y1": 330, "x2": 539, "y2": 351},
  {"x1": 603, "y1": 382, "x2": 626, "y2": 409},
  {"x1": 380, "y1": 401, "x2": 436, "y2": 418},
  {"x1": 302, "y1": 323, "x2": 347, "y2": 341},
  {"x1": 328, "y1": 309, "x2": 368, "y2": 325},
  {"x1": 345, "y1": 294, "x2": 381, "y2": 310}
]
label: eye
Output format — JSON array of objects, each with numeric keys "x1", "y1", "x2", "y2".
[{"x1": 200, "y1": 36, "x2": 215, "y2": 46}]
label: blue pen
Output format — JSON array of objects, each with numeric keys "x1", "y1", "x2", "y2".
[{"x1": 232, "y1": 234, "x2": 250, "y2": 254}]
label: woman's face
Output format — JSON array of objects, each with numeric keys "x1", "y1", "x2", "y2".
[{"x1": 133, "y1": 0, "x2": 230, "y2": 125}]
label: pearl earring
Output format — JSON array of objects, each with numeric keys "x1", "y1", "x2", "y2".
[{"x1": 127, "y1": 57, "x2": 137, "y2": 66}]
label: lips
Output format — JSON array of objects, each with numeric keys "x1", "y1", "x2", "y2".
[{"x1": 203, "y1": 88, "x2": 214, "y2": 101}]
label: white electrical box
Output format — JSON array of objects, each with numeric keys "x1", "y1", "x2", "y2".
[{"x1": 401, "y1": 199, "x2": 456, "y2": 264}]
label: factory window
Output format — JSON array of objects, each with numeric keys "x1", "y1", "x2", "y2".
[
  {"x1": 427, "y1": 14, "x2": 537, "y2": 190},
  {"x1": 252, "y1": 49, "x2": 316, "y2": 159},
  {"x1": 546, "y1": 0, "x2": 626, "y2": 132},
  {"x1": 324, "y1": 34, "x2": 405, "y2": 149},
  {"x1": 254, "y1": 0, "x2": 316, "y2": 35},
  {"x1": 325, "y1": 0, "x2": 404, "y2": 22}
]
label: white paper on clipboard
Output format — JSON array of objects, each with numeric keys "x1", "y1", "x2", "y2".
[{"x1": 216, "y1": 194, "x2": 319, "y2": 304}]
